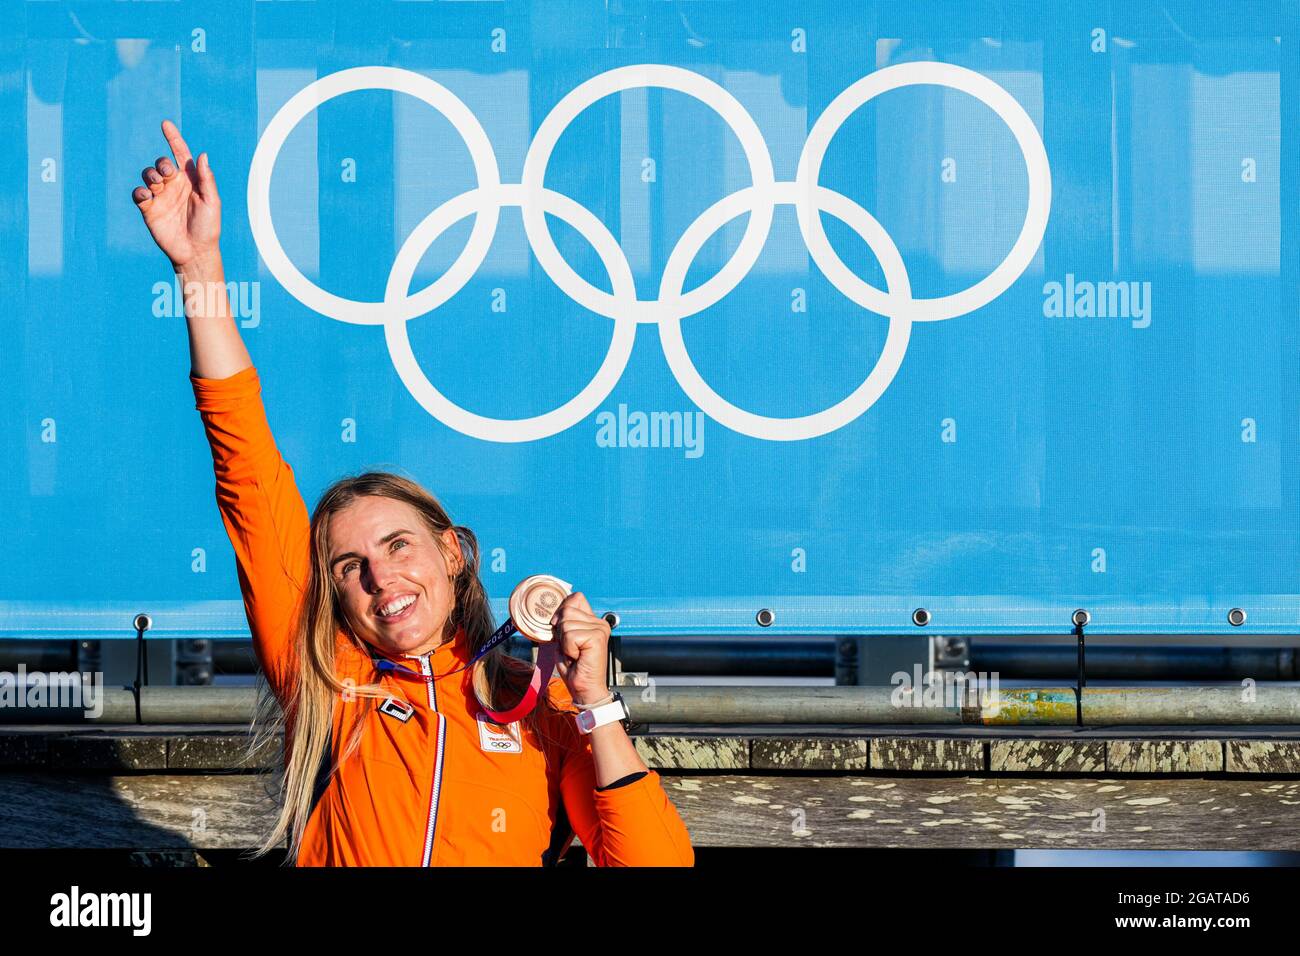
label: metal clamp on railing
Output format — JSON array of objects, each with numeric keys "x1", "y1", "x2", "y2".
[
  {"x1": 1072, "y1": 608, "x2": 1090, "y2": 727},
  {"x1": 602, "y1": 610, "x2": 650, "y2": 734},
  {"x1": 602, "y1": 610, "x2": 622, "y2": 688},
  {"x1": 130, "y1": 612, "x2": 152, "y2": 725}
]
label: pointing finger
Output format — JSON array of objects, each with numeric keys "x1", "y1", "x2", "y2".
[{"x1": 161, "y1": 119, "x2": 193, "y2": 173}]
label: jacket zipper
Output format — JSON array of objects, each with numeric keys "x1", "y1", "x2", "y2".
[{"x1": 419, "y1": 652, "x2": 445, "y2": 866}]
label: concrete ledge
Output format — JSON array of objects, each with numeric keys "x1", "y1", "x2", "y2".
[
  {"x1": 871, "y1": 737, "x2": 984, "y2": 772},
  {"x1": 990, "y1": 740, "x2": 1106, "y2": 773},
  {"x1": 1106, "y1": 740, "x2": 1224, "y2": 773},
  {"x1": 751, "y1": 738, "x2": 868, "y2": 771},
  {"x1": 5, "y1": 728, "x2": 1300, "y2": 775}
]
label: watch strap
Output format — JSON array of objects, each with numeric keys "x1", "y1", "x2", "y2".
[{"x1": 574, "y1": 692, "x2": 629, "y2": 734}]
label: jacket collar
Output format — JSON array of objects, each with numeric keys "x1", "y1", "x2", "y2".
[{"x1": 366, "y1": 622, "x2": 470, "y2": 672}]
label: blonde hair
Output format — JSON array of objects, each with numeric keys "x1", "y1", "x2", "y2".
[{"x1": 244, "y1": 471, "x2": 562, "y2": 862}]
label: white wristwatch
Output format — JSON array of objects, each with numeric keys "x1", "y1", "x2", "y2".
[{"x1": 574, "y1": 691, "x2": 630, "y2": 734}]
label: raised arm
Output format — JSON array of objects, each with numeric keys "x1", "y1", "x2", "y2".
[
  {"x1": 133, "y1": 120, "x2": 309, "y2": 705},
  {"x1": 133, "y1": 120, "x2": 249, "y2": 379}
]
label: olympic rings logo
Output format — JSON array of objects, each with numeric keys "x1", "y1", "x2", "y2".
[{"x1": 248, "y1": 63, "x2": 1051, "y2": 442}]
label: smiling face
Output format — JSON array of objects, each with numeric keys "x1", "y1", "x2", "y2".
[{"x1": 327, "y1": 495, "x2": 462, "y2": 659}]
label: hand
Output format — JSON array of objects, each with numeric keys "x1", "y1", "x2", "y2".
[
  {"x1": 549, "y1": 591, "x2": 611, "y2": 706},
  {"x1": 131, "y1": 119, "x2": 221, "y2": 271}
]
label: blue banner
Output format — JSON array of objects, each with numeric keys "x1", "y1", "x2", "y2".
[{"x1": 2, "y1": 1, "x2": 1297, "y2": 638}]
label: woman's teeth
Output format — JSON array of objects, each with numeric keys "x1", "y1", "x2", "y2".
[{"x1": 377, "y1": 594, "x2": 416, "y2": 620}]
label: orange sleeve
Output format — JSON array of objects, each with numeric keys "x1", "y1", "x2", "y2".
[
  {"x1": 190, "y1": 365, "x2": 310, "y2": 706},
  {"x1": 547, "y1": 685, "x2": 695, "y2": 867}
]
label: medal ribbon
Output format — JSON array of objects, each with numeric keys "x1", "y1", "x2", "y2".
[{"x1": 373, "y1": 616, "x2": 559, "y2": 723}]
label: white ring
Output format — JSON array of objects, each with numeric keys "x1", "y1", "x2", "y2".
[
  {"x1": 658, "y1": 186, "x2": 913, "y2": 440},
  {"x1": 247, "y1": 66, "x2": 502, "y2": 326},
  {"x1": 795, "y1": 61, "x2": 1051, "y2": 322},
  {"x1": 383, "y1": 188, "x2": 638, "y2": 443},
  {"x1": 521, "y1": 64, "x2": 776, "y2": 324}
]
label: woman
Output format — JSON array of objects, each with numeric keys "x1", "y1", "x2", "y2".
[{"x1": 132, "y1": 120, "x2": 694, "y2": 867}]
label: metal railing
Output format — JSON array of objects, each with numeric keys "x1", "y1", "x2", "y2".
[
  {"x1": 3, "y1": 684, "x2": 1298, "y2": 726},
  {"x1": 3, "y1": 638, "x2": 1297, "y2": 680}
]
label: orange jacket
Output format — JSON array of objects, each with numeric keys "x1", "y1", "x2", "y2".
[{"x1": 191, "y1": 365, "x2": 694, "y2": 866}]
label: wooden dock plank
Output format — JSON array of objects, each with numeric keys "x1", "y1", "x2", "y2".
[
  {"x1": 989, "y1": 739, "x2": 1106, "y2": 773},
  {"x1": 2, "y1": 772, "x2": 1297, "y2": 851},
  {"x1": 751, "y1": 738, "x2": 869, "y2": 771},
  {"x1": 872, "y1": 737, "x2": 984, "y2": 772},
  {"x1": 1106, "y1": 740, "x2": 1224, "y2": 773},
  {"x1": 1226, "y1": 741, "x2": 1300, "y2": 774},
  {"x1": 633, "y1": 735, "x2": 748, "y2": 770},
  {"x1": 0, "y1": 773, "x2": 274, "y2": 850},
  {"x1": 665, "y1": 775, "x2": 1300, "y2": 850},
  {"x1": 49, "y1": 736, "x2": 169, "y2": 772},
  {"x1": 168, "y1": 735, "x2": 274, "y2": 771}
]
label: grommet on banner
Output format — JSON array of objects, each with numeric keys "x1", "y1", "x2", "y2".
[
  {"x1": 1228, "y1": 608, "x2": 1246, "y2": 627},
  {"x1": 1072, "y1": 609, "x2": 1090, "y2": 727},
  {"x1": 912, "y1": 607, "x2": 931, "y2": 627},
  {"x1": 131, "y1": 613, "x2": 152, "y2": 725},
  {"x1": 756, "y1": 608, "x2": 775, "y2": 628}
]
